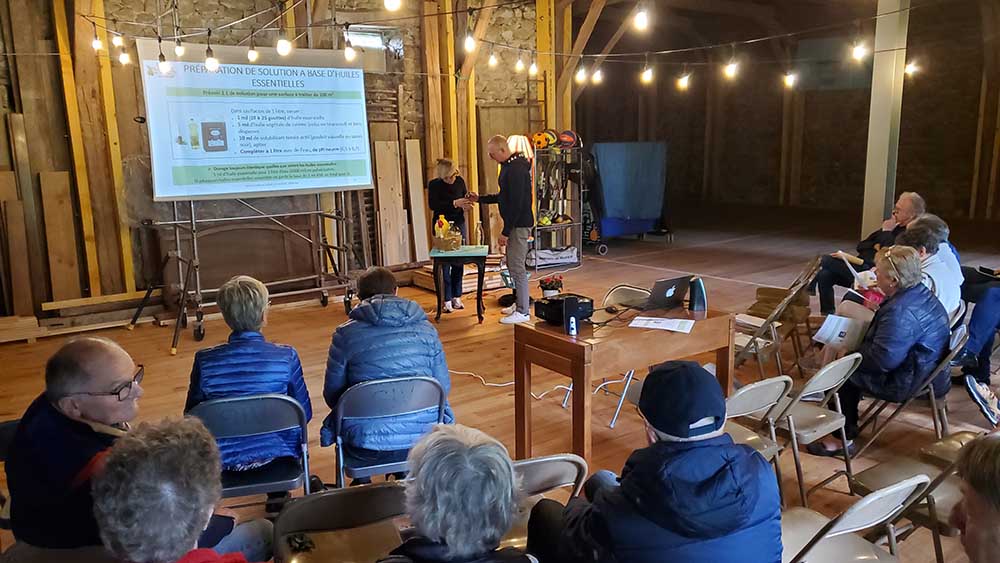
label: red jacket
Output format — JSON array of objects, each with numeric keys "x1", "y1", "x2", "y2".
[{"x1": 175, "y1": 549, "x2": 252, "y2": 563}]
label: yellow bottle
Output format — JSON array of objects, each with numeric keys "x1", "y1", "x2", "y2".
[{"x1": 435, "y1": 215, "x2": 451, "y2": 238}]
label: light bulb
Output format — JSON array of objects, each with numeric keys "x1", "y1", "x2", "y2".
[
  {"x1": 904, "y1": 61, "x2": 918, "y2": 76},
  {"x1": 676, "y1": 73, "x2": 690, "y2": 91},
  {"x1": 574, "y1": 66, "x2": 587, "y2": 84},
  {"x1": 111, "y1": 34, "x2": 124, "y2": 47},
  {"x1": 723, "y1": 61, "x2": 738, "y2": 79},
  {"x1": 464, "y1": 34, "x2": 476, "y2": 53},
  {"x1": 205, "y1": 46, "x2": 219, "y2": 71},
  {"x1": 633, "y1": 8, "x2": 649, "y2": 31},
  {"x1": 384, "y1": 0, "x2": 402, "y2": 11},
  {"x1": 92, "y1": 36, "x2": 103, "y2": 51},
  {"x1": 247, "y1": 47, "x2": 259, "y2": 62},
  {"x1": 174, "y1": 40, "x2": 185, "y2": 57},
  {"x1": 590, "y1": 69, "x2": 603, "y2": 84},
  {"x1": 344, "y1": 44, "x2": 357, "y2": 61},
  {"x1": 276, "y1": 38, "x2": 292, "y2": 56},
  {"x1": 514, "y1": 57, "x2": 524, "y2": 72},
  {"x1": 852, "y1": 42, "x2": 868, "y2": 61},
  {"x1": 640, "y1": 67, "x2": 653, "y2": 84},
  {"x1": 528, "y1": 61, "x2": 538, "y2": 76},
  {"x1": 784, "y1": 72, "x2": 798, "y2": 88},
  {"x1": 488, "y1": 52, "x2": 498, "y2": 67},
  {"x1": 158, "y1": 54, "x2": 171, "y2": 73},
  {"x1": 118, "y1": 50, "x2": 131, "y2": 65}
]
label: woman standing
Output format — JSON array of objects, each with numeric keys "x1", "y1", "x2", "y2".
[{"x1": 428, "y1": 158, "x2": 471, "y2": 313}]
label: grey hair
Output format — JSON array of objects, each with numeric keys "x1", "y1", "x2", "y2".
[
  {"x1": 436, "y1": 158, "x2": 459, "y2": 179},
  {"x1": 93, "y1": 418, "x2": 222, "y2": 563},
  {"x1": 958, "y1": 434, "x2": 1000, "y2": 512},
  {"x1": 217, "y1": 275, "x2": 269, "y2": 332},
  {"x1": 895, "y1": 224, "x2": 940, "y2": 255},
  {"x1": 405, "y1": 424, "x2": 521, "y2": 558},
  {"x1": 45, "y1": 337, "x2": 130, "y2": 400},
  {"x1": 898, "y1": 191, "x2": 926, "y2": 216},
  {"x1": 910, "y1": 213, "x2": 950, "y2": 241},
  {"x1": 877, "y1": 246, "x2": 924, "y2": 290}
]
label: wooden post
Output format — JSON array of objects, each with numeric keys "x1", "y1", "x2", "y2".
[
  {"x1": 422, "y1": 1, "x2": 446, "y2": 181},
  {"x1": 556, "y1": 0, "x2": 604, "y2": 118},
  {"x1": 558, "y1": 3, "x2": 573, "y2": 129},
  {"x1": 536, "y1": 0, "x2": 557, "y2": 128},
  {"x1": 465, "y1": 69, "x2": 480, "y2": 236},
  {"x1": 969, "y1": 72, "x2": 988, "y2": 218},
  {"x1": 438, "y1": 0, "x2": 460, "y2": 160},
  {"x1": 574, "y1": 7, "x2": 634, "y2": 102},
  {"x1": 789, "y1": 92, "x2": 806, "y2": 207}
]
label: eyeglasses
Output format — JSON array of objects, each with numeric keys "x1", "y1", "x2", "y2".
[
  {"x1": 883, "y1": 247, "x2": 902, "y2": 281},
  {"x1": 68, "y1": 365, "x2": 144, "y2": 402}
]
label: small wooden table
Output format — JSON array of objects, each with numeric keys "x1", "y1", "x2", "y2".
[
  {"x1": 513, "y1": 308, "x2": 735, "y2": 463},
  {"x1": 430, "y1": 245, "x2": 488, "y2": 323}
]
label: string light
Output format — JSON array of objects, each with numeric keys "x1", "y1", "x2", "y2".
[
  {"x1": 514, "y1": 52, "x2": 525, "y2": 72},
  {"x1": 157, "y1": 37, "x2": 171, "y2": 73},
  {"x1": 640, "y1": 66, "x2": 653, "y2": 84},
  {"x1": 487, "y1": 47, "x2": 498, "y2": 67},
  {"x1": 118, "y1": 49, "x2": 131, "y2": 65},
  {"x1": 344, "y1": 27, "x2": 357, "y2": 61},
  {"x1": 852, "y1": 41, "x2": 869, "y2": 61},
  {"x1": 676, "y1": 72, "x2": 690, "y2": 91},
  {"x1": 276, "y1": 27, "x2": 293, "y2": 56},
  {"x1": 527, "y1": 51, "x2": 538, "y2": 76},
  {"x1": 633, "y1": 4, "x2": 649, "y2": 31},
  {"x1": 204, "y1": 29, "x2": 219, "y2": 71},
  {"x1": 384, "y1": 0, "x2": 402, "y2": 11},
  {"x1": 904, "y1": 61, "x2": 919, "y2": 76},
  {"x1": 91, "y1": 23, "x2": 102, "y2": 51},
  {"x1": 464, "y1": 33, "x2": 476, "y2": 53},
  {"x1": 783, "y1": 71, "x2": 798, "y2": 88},
  {"x1": 723, "y1": 61, "x2": 738, "y2": 79},
  {"x1": 111, "y1": 20, "x2": 124, "y2": 47},
  {"x1": 174, "y1": 37, "x2": 185, "y2": 57},
  {"x1": 590, "y1": 68, "x2": 603, "y2": 84},
  {"x1": 574, "y1": 66, "x2": 587, "y2": 84}
]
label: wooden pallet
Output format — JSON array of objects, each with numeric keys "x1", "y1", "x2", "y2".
[
  {"x1": 411, "y1": 268, "x2": 505, "y2": 294},
  {"x1": 0, "y1": 316, "x2": 45, "y2": 343}
]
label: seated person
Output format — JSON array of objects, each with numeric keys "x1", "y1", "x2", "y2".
[
  {"x1": 908, "y1": 213, "x2": 961, "y2": 279},
  {"x1": 951, "y1": 434, "x2": 1000, "y2": 563},
  {"x1": 811, "y1": 192, "x2": 924, "y2": 314},
  {"x1": 527, "y1": 361, "x2": 782, "y2": 563},
  {"x1": 5, "y1": 337, "x2": 142, "y2": 550},
  {"x1": 809, "y1": 246, "x2": 950, "y2": 456},
  {"x1": 963, "y1": 265, "x2": 1000, "y2": 304},
  {"x1": 322, "y1": 266, "x2": 455, "y2": 483},
  {"x1": 92, "y1": 417, "x2": 273, "y2": 563},
  {"x1": 895, "y1": 224, "x2": 962, "y2": 320},
  {"x1": 958, "y1": 286, "x2": 1000, "y2": 426},
  {"x1": 185, "y1": 275, "x2": 312, "y2": 480},
  {"x1": 378, "y1": 424, "x2": 535, "y2": 563}
]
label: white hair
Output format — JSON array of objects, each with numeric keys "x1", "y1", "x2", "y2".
[
  {"x1": 405, "y1": 424, "x2": 521, "y2": 558},
  {"x1": 216, "y1": 275, "x2": 268, "y2": 333}
]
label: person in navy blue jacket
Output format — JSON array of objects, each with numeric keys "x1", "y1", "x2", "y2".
[
  {"x1": 321, "y1": 267, "x2": 455, "y2": 483},
  {"x1": 185, "y1": 275, "x2": 312, "y2": 471},
  {"x1": 526, "y1": 361, "x2": 782, "y2": 563}
]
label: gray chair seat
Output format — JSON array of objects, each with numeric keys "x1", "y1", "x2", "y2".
[
  {"x1": 725, "y1": 421, "x2": 780, "y2": 461},
  {"x1": 341, "y1": 448, "x2": 410, "y2": 480},
  {"x1": 770, "y1": 401, "x2": 846, "y2": 445},
  {"x1": 221, "y1": 457, "x2": 305, "y2": 497},
  {"x1": 919, "y1": 431, "x2": 980, "y2": 467},
  {"x1": 851, "y1": 457, "x2": 963, "y2": 536},
  {"x1": 781, "y1": 507, "x2": 898, "y2": 563}
]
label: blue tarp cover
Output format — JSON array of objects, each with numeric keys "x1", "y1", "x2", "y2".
[{"x1": 592, "y1": 142, "x2": 666, "y2": 221}]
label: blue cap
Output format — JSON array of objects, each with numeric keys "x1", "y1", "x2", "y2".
[{"x1": 633, "y1": 361, "x2": 726, "y2": 441}]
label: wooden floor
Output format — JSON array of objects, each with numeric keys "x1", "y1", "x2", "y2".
[{"x1": 2, "y1": 215, "x2": 999, "y2": 561}]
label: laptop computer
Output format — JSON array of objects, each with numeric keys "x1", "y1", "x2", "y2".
[{"x1": 619, "y1": 276, "x2": 691, "y2": 311}]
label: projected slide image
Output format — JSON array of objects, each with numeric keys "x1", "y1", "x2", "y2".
[{"x1": 137, "y1": 39, "x2": 373, "y2": 201}]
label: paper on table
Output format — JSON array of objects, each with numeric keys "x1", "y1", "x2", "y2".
[{"x1": 629, "y1": 316, "x2": 695, "y2": 333}]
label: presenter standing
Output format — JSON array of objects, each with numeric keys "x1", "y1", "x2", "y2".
[
  {"x1": 428, "y1": 159, "x2": 472, "y2": 313},
  {"x1": 468, "y1": 135, "x2": 534, "y2": 325}
]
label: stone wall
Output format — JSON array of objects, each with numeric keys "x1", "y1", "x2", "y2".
[{"x1": 474, "y1": 3, "x2": 536, "y2": 105}]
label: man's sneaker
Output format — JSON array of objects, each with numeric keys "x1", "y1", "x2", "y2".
[
  {"x1": 443, "y1": 302, "x2": 454, "y2": 314},
  {"x1": 452, "y1": 297, "x2": 465, "y2": 310},
  {"x1": 500, "y1": 311, "x2": 530, "y2": 325},
  {"x1": 501, "y1": 304, "x2": 517, "y2": 316},
  {"x1": 964, "y1": 375, "x2": 1000, "y2": 428}
]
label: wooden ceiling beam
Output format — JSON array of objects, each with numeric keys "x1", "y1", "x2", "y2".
[
  {"x1": 459, "y1": 0, "x2": 499, "y2": 77},
  {"x1": 556, "y1": 0, "x2": 606, "y2": 100}
]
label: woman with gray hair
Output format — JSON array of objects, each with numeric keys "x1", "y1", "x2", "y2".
[
  {"x1": 184, "y1": 275, "x2": 312, "y2": 509},
  {"x1": 809, "y1": 246, "x2": 950, "y2": 457},
  {"x1": 379, "y1": 424, "x2": 537, "y2": 563}
]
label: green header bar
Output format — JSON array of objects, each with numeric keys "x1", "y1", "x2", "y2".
[
  {"x1": 172, "y1": 160, "x2": 369, "y2": 185},
  {"x1": 166, "y1": 87, "x2": 362, "y2": 99}
]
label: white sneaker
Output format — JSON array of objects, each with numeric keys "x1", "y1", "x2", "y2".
[
  {"x1": 442, "y1": 302, "x2": 454, "y2": 314},
  {"x1": 452, "y1": 297, "x2": 464, "y2": 310},
  {"x1": 500, "y1": 311, "x2": 530, "y2": 324},
  {"x1": 501, "y1": 304, "x2": 517, "y2": 316}
]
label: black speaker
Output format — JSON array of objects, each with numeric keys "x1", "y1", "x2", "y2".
[
  {"x1": 688, "y1": 276, "x2": 708, "y2": 312},
  {"x1": 562, "y1": 295, "x2": 581, "y2": 336}
]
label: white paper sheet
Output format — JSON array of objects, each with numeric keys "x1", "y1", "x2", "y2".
[{"x1": 629, "y1": 316, "x2": 695, "y2": 334}]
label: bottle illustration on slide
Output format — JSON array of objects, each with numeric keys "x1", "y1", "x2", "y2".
[{"x1": 188, "y1": 118, "x2": 200, "y2": 149}]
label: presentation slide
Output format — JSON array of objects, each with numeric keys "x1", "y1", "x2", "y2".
[{"x1": 136, "y1": 39, "x2": 372, "y2": 201}]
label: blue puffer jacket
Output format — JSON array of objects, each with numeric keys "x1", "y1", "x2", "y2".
[
  {"x1": 185, "y1": 331, "x2": 313, "y2": 470},
  {"x1": 557, "y1": 436, "x2": 782, "y2": 563},
  {"x1": 853, "y1": 282, "x2": 951, "y2": 400},
  {"x1": 321, "y1": 295, "x2": 454, "y2": 450}
]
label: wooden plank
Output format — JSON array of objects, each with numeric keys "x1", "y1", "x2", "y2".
[
  {"x1": 0, "y1": 171, "x2": 15, "y2": 314},
  {"x1": 969, "y1": 71, "x2": 988, "y2": 218},
  {"x1": 458, "y1": 1, "x2": 498, "y2": 78},
  {"x1": 3, "y1": 200, "x2": 33, "y2": 315},
  {"x1": 373, "y1": 141, "x2": 410, "y2": 266},
  {"x1": 464, "y1": 71, "x2": 480, "y2": 236},
  {"x1": 54, "y1": 0, "x2": 102, "y2": 296},
  {"x1": 41, "y1": 289, "x2": 162, "y2": 311},
  {"x1": 6, "y1": 114, "x2": 49, "y2": 308},
  {"x1": 40, "y1": 172, "x2": 82, "y2": 300},
  {"x1": 370, "y1": 122, "x2": 399, "y2": 143},
  {"x1": 555, "y1": 0, "x2": 605, "y2": 104},
  {"x1": 536, "y1": 0, "x2": 557, "y2": 128},
  {"x1": 405, "y1": 140, "x2": 431, "y2": 262},
  {"x1": 0, "y1": 171, "x2": 16, "y2": 201},
  {"x1": 438, "y1": 0, "x2": 460, "y2": 160},
  {"x1": 421, "y1": 0, "x2": 445, "y2": 182}
]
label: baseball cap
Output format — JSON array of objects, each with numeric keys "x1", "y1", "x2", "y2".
[{"x1": 626, "y1": 360, "x2": 727, "y2": 441}]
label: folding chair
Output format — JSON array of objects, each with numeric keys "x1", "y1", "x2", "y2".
[
  {"x1": 273, "y1": 482, "x2": 407, "y2": 563},
  {"x1": 562, "y1": 284, "x2": 651, "y2": 428},
  {"x1": 503, "y1": 453, "x2": 589, "y2": 550},
  {"x1": 724, "y1": 376, "x2": 791, "y2": 502},
  {"x1": 189, "y1": 394, "x2": 311, "y2": 498},
  {"x1": 330, "y1": 376, "x2": 446, "y2": 488},
  {"x1": 949, "y1": 299, "x2": 967, "y2": 331},
  {"x1": 746, "y1": 256, "x2": 823, "y2": 373},
  {"x1": 854, "y1": 326, "x2": 968, "y2": 459},
  {"x1": 751, "y1": 353, "x2": 863, "y2": 507},
  {"x1": 781, "y1": 474, "x2": 929, "y2": 563},
  {"x1": 919, "y1": 431, "x2": 983, "y2": 468}
]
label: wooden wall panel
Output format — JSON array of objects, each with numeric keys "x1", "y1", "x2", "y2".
[
  {"x1": 6, "y1": 114, "x2": 49, "y2": 308},
  {"x1": 373, "y1": 141, "x2": 410, "y2": 266},
  {"x1": 2, "y1": 200, "x2": 34, "y2": 315},
  {"x1": 40, "y1": 171, "x2": 82, "y2": 300},
  {"x1": 404, "y1": 139, "x2": 430, "y2": 262}
]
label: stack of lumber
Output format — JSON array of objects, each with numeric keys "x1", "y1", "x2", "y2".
[
  {"x1": 0, "y1": 316, "x2": 45, "y2": 344},
  {"x1": 411, "y1": 254, "x2": 507, "y2": 294}
]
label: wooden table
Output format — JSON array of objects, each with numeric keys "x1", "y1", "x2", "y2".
[
  {"x1": 430, "y1": 245, "x2": 488, "y2": 323},
  {"x1": 513, "y1": 308, "x2": 735, "y2": 463}
]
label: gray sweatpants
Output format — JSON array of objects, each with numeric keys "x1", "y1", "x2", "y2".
[{"x1": 506, "y1": 228, "x2": 531, "y2": 315}]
